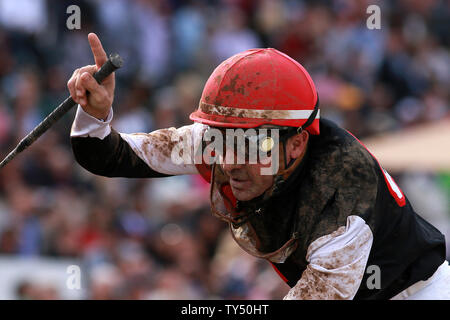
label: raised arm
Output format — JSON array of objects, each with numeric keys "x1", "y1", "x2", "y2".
[{"x1": 68, "y1": 33, "x2": 204, "y2": 178}]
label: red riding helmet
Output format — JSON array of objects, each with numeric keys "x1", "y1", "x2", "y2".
[{"x1": 190, "y1": 48, "x2": 320, "y2": 135}]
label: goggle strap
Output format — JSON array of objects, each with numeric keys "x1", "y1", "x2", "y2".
[{"x1": 299, "y1": 94, "x2": 320, "y2": 133}]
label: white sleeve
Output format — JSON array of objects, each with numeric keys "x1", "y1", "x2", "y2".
[
  {"x1": 70, "y1": 105, "x2": 112, "y2": 139},
  {"x1": 283, "y1": 215, "x2": 373, "y2": 300},
  {"x1": 119, "y1": 122, "x2": 207, "y2": 175}
]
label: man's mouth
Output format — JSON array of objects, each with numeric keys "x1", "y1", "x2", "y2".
[{"x1": 229, "y1": 177, "x2": 249, "y2": 189}]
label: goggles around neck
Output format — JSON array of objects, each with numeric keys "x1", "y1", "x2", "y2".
[{"x1": 209, "y1": 162, "x2": 300, "y2": 263}]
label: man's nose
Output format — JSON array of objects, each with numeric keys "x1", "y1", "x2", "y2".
[
  {"x1": 221, "y1": 160, "x2": 244, "y2": 174},
  {"x1": 220, "y1": 145, "x2": 244, "y2": 173}
]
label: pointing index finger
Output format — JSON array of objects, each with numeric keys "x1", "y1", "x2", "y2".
[{"x1": 88, "y1": 33, "x2": 107, "y2": 68}]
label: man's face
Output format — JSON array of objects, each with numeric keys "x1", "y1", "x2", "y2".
[
  {"x1": 208, "y1": 127, "x2": 277, "y2": 202},
  {"x1": 221, "y1": 155, "x2": 275, "y2": 201},
  {"x1": 218, "y1": 128, "x2": 309, "y2": 201}
]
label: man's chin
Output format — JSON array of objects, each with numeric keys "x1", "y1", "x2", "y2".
[{"x1": 231, "y1": 187, "x2": 257, "y2": 202}]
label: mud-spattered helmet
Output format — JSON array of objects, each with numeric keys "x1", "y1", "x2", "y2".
[{"x1": 190, "y1": 48, "x2": 319, "y2": 134}]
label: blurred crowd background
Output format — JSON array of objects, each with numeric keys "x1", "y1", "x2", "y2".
[{"x1": 0, "y1": 0, "x2": 448, "y2": 299}]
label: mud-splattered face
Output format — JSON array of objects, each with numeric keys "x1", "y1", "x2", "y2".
[{"x1": 220, "y1": 130, "x2": 309, "y2": 201}]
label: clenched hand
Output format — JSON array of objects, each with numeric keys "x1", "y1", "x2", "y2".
[{"x1": 67, "y1": 33, "x2": 115, "y2": 120}]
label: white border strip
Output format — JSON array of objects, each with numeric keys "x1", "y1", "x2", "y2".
[{"x1": 199, "y1": 103, "x2": 320, "y2": 120}]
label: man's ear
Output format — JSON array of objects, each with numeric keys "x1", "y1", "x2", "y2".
[{"x1": 286, "y1": 130, "x2": 309, "y2": 160}]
